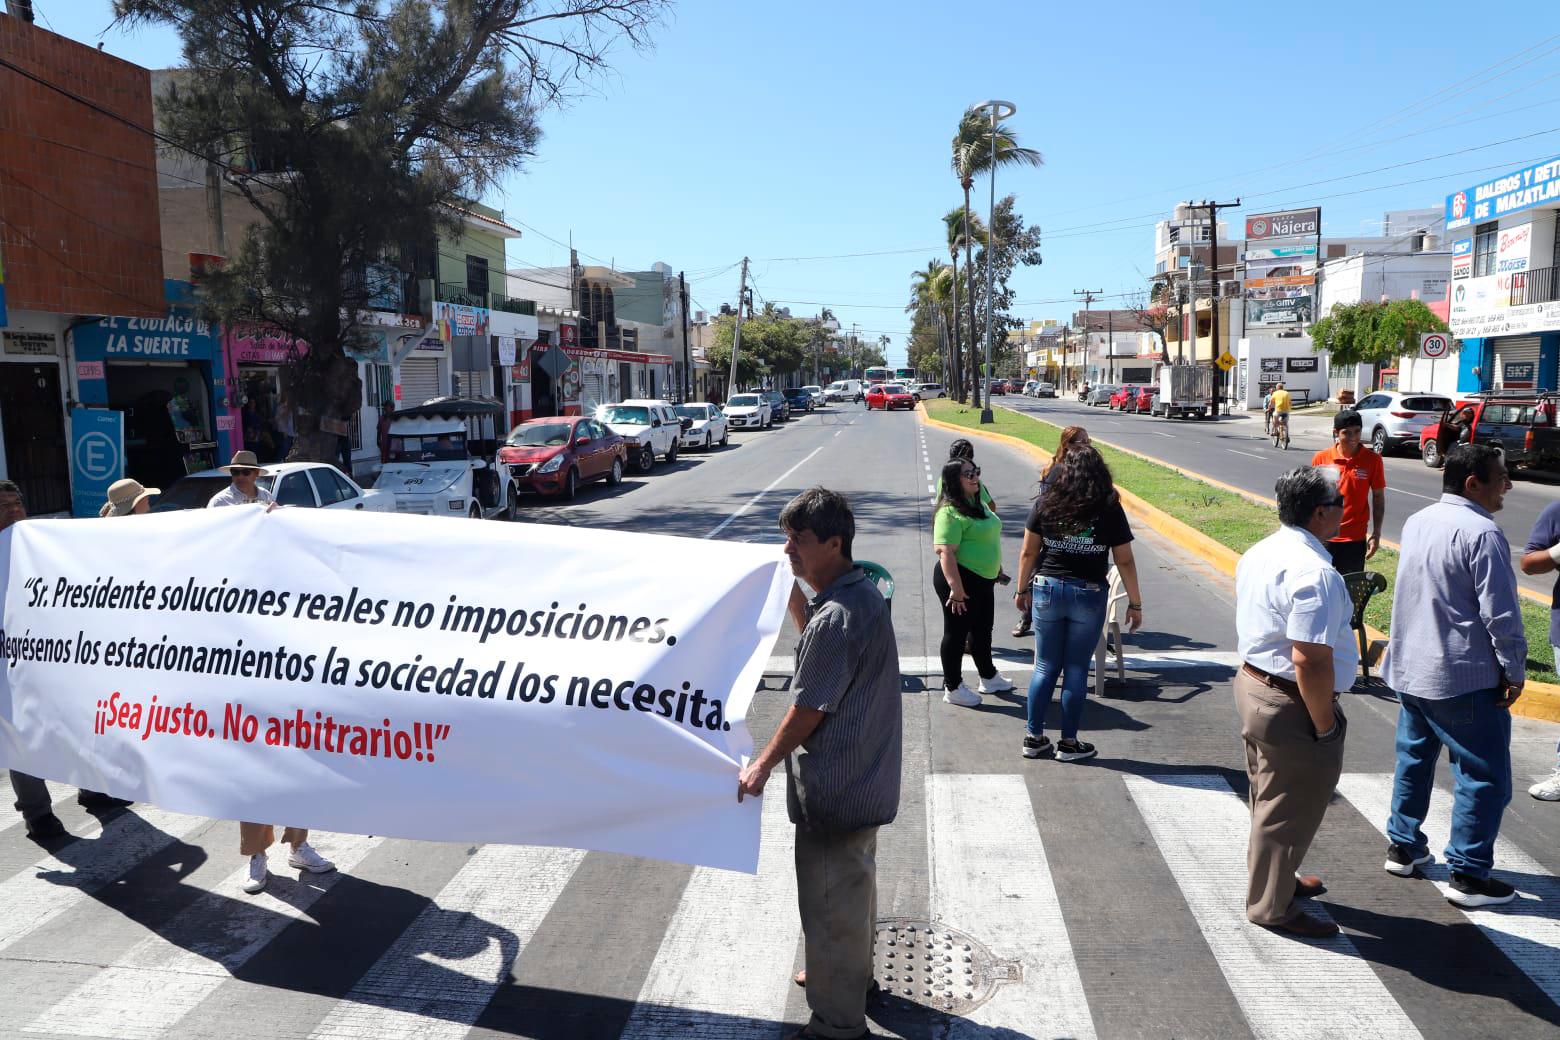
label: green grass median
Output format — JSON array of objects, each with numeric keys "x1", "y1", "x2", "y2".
[{"x1": 926, "y1": 398, "x2": 1558, "y2": 684}]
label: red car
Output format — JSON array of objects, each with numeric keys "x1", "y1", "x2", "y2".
[
  {"x1": 866, "y1": 383, "x2": 917, "y2": 411},
  {"x1": 498, "y1": 416, "x2": 627, "y2": 503},
  {"x1": 1109, "y1": 385, "x2": 1141, "y2": 410},
  {"x1": 1130, "y1": 388, "x2": 1156, "y2": 414}
]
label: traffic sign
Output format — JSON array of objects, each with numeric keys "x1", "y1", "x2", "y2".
[
  {"x1": 1420, "y1": 332, "x2": 1452, "y2": 360},
  {"x1": 1215, "y1": 351, "x2": 1236, "y2": 371},
  {"x1": 69, "y1": 409, "x2": 124, "y2": 518}
]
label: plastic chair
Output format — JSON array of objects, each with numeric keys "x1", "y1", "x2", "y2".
[
  {"x1": 856, "y1": 560, "x2": 894, "y2": 615},
  {"x1": 1342, "y1": 571, "x2": 1388, "y2": 679},
  {"x1": 1093, "y1": 565, "x2": 1130, "y2": 698}
]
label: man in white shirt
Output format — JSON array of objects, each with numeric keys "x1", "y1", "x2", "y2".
[
  {"x1": 206, "y1": 450, "x2": 276, "y2": 509},
  {"x1": 1234, "y1": 466, "x2": 1355, "y2": 939}
]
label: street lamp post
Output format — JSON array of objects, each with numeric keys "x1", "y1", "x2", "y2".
[{"x1": 968, "y1": 99, "x2": 1015, "y2": 425}]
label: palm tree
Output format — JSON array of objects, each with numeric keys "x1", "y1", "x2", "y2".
[
  {"x1": 951, "y1": 112, "x2": 1042, "y2": 401},
  {"x1": 942, "y1": 207, "x2": 986, "y2": 401},
  {"x1": 909, "y1": 260, "x2": 955, "y2": 386}
]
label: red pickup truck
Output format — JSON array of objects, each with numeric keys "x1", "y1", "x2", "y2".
[{"x1": 1419, "y1": 392, "x2": 1560, "y2": 471}]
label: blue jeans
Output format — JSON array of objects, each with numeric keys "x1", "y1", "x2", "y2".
[
  {"x1": 1025, "y1": 576, "x2": 1108, "y2": 741},
  {"x1": 1386, "y1": 688, "x2": 1513, "y2": 879}
]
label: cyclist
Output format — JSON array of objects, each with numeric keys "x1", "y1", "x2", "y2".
[{"x1": 1269, "y1": 382, "x2": 1292, "y2": 447}]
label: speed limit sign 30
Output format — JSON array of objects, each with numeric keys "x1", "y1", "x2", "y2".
[{"x1": 1420, "y1": 332, "x2": 1452, "y2": 360}]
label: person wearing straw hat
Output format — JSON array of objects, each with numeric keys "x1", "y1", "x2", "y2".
[
  {"x1": 99, "y1": 478, "x2": 160, "y2": 517},
  {"x1": 207, "y1": 451, "x2": 275, "y2": 509}
]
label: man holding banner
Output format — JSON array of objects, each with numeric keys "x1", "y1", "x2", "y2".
[{"x1": 739, "y1": 488, "x2": 901, "y2": 1040}]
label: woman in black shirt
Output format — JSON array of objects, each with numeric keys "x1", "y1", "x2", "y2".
[{"x1": 1014, "y1": 446, "x2": 1143, "y2": 761}]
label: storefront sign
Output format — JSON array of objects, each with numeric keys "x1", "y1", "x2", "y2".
[
  {"x1": 1448, "y1": 273, "x2": 1560, "y2": 338},
  {"x1": 433, "y1": 301, "x2": 490, "y2": 343},
  {"x1": 414, "y1": 336, "x2": 446, "y2": 355},
  {"x1": 68, "y1": 409, "x2": 124, "y2": 518},
  {"x1": 76, "y1": 361, "x2": 105, "y2": 380},
  {"x1": 497, "y1": 336, "x2": 517, "y2": 366},
  {"x1": 228, "y1": 328, "x2": 304, "y2": 365},
  {"x1": 1260, "y1": 357, "x2": 1284, "y2": 373},
  {"x1": 1451, "y1": 238, "x2": 1474, "y2": 280},
  {"x1": 0, "y1": 508, "x2": 789, "y2": 872},
  {"x1": 81, "y1": 314, "x2": 213, "y2": 358},
  {"x1": 1247, "y1": 296, "x2": 1312, "y2": 326},
  {"x1": 3, "y1": 331, "x2": 59, "y2": 356},
  {"x1": 1245, "y1": 208, "x2": 1320, "y2": 241},
  {"x1": 344, "y1": 330, "x2": 392, "y2": 364},
  {"x1": 215, "y1": 414, "x2": 236, "y2": 432},
  {"x1": 1503, "y1": 361, "x2": 1537, "y2": 389},
  {"x1": 1245, "y1": 245, "x2": 1317, "y2": 261},
  {"x1": 1422, "y1": 278, "x2": 1449, "y2": 299},
  {"x1": 489, "y1": 309, "x2": 540, "y2": 342},
  {"x1": 557, "y1": 323, "x2": 578, "y2": 346},
  {"x1": 1497, "y1": 225, "x2": 1532, "y2": 273},
  {"x1": 357, "y1": 310, "x2": 426, "y2": 330},
  {"x1": 1444, "y1": 154, "x2": 1560, "y2": 231},
  {"x1": 1285, "y1": 357, "x2": 1319, "y2": 373}
]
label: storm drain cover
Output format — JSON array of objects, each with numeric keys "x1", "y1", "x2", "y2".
[{"x1": 873, "y1": 917, "x2": 1017, "y2": 1016}]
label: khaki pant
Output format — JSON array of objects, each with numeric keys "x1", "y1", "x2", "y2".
[
  {"x1": 795, "y1": 825, "x2": 878, "y2": 1039},
  {"x1": 1234, "y1": 670, "x2": 1346, "y2": 925},
  {"x1": 239, "y1": 822, "x2": 308, "y2": 857}
]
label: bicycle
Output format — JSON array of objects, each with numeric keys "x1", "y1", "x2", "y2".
[{"x1": 1271, "y1": 412, "x2": 1290, "y2": 450}]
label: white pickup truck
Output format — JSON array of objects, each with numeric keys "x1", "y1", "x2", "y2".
[{"x1": 598, "y1": 399, "x2": 683, "y2": 473}]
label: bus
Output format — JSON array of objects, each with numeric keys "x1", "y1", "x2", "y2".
[
  {"x1": 894, "y1": 367, "x2": 916, "y2": 383},
  {"x1": 864, "y1": 366, "x2": 891, "y2": 385}
]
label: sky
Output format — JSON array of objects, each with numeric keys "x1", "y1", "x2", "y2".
[{"x1": 34, "y1": 1, "x2": 1560, "y2": 364}]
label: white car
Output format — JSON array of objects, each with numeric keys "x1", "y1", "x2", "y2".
[
  {"x1": 377, "y1": 398, "x2": 514, "y2": 518},
  {"x1": 723, "y1": 392, "x2": 773, "y2": 430},
  {"x1": 802, "y1": 385, "x2": 827, "y2": 407},
  {"x1": 598, "y1": 399, "x2": 682, "y2": 472},
  {"x1": 1352, "y1": 390, "x2": 1453, "y2": 456},
  {"x1": 676, "y1": 403, "x2": 729, "y2": 450},
  {"x1": 153, "y1": 461, "x2": 394, "y2": 512},
  {"x1": 1022, "y1": 380, "x2": 1040, "y2": 397}
]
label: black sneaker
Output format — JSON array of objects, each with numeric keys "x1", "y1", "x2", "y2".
[
  {"x1": 1056, "y1": 738, "x2": 1097, "y2": 762},
  {"x1": 1384, "y1": 843, "x2": 1433, "y2": 877},
  {"x1": 1022, "y1": 734, "x2": 1054, "y2": 759},
  {"x1": 1446, "y1": 872, "x2": 1516, "y2": 908}
]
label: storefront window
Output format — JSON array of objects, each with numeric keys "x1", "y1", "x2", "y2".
[{"x1": 1473, "y1": 221, "x2": 1498, "y2": 278}]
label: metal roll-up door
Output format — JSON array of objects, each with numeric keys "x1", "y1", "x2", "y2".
[
  {"x1": 580, "y1": 372, "x2": 606, "y2": 412},
  {"x1": 1493, "y1": 335, "x2": 1542, "y2": 389},
  {"x1": 399, "y1": 357, "x2": 441, "y2": 406}
]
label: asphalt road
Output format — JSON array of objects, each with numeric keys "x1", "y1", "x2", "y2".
[
  {"x1": 3, "y1": 400, "x2": 1559, "y2": 1040},
  {"x1": 1004, "y1": 393, "x2": 1560, "y2": 603}
]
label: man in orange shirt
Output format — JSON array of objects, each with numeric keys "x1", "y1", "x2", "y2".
[{"x1": 1310, "y1": 410, "x2": 1385, "y2": 574}]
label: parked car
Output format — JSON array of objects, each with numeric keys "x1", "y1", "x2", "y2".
[
  {"x1": 1419, "y1": 392, "x2": 1560, "y2": 471},
  {"x1": 915, "y1": 382, "x2": 946, "y2": 399},
  {"x1": 825, "y1": 379, "x2": 865, "y2": 403},
  {"x1": 153, "y1": 461, "x2": 393, "y2": 513},
  {"x1": 986, "y1": 379, "x2": 1006, "y2": 397},
  {"x1": 866, "y1": 383, "x2": 917, "y2": 411},
  {"x1": 1131, "y1": 387, "x2": 1157, "y2": 414},
  {"x1": 759, "y1": 389, "x2": 792, "y2": 421},
  {"x1": 598, "y1": 399, "x2": 682, "y2": 473},
  {"x1": 374, "y1": 396, "x2": 513, "y2": 518},
  {"x1": 801, "y1": 385, "x2": 827, "y2": 407},
  {"x1": 1109, "y1": 385, "x2": 1142, "y2": 410},
  {"x1": 676, "y1": 402, "x2": 729, "y2": 449},
  {"x1": 1021, "y1": 380, "x2": 1040, "y2": 397},
  {"x1": 783, "y1": 387, "x2": 816, "y2": 414},
  {"x1": 723, "y1": 392, "x2": 773, "y2": 430},
  {"x1": 1036, "y1": 382, "x2": 1057, "y2": 398},
  {"x1": 1086, "y1": 384, "x2": 1117, "y2": 406},
  {"x1": 1353, "y1": 390, "x2": 1453, "y2": 456},
  {"x1": 499, "y1": 416, "x2": 626, "y2": 507}
]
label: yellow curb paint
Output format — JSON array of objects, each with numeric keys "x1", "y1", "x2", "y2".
[{"x1": 921, "y1": 403, "x2": 1560, "y2": 726}]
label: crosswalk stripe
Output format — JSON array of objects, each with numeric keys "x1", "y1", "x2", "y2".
[
  {"x1": 305, "y1": 843, "x2": 587, "y2": 1040},
  {"x1": 28, "y1": 831, "x2": 384, "y2": 1039},
  {"x1": 928, "y1": 774, "x2": 1096, "y2": 1039},
  {"x1": 0, "y1": 806, "x2": 209, "y2": 954},
  {"x1": 1124, "y1": 774, "x2": 1423, "y2": 1040},
  {"x1": 618, "y1": 791, "x2": 797, "y2": 1038},
  {"x1": 1336, "y1": 772, "x2": 1560, "y2": 1008}
]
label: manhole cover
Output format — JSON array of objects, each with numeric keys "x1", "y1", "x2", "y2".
[{"x1": 873, "y1": 917, "x2": 1017, "y2": 1015}]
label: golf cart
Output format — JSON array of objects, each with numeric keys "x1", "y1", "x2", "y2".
[{"x1": 377, "y1": 396, "x2": 510, "y2": 518}]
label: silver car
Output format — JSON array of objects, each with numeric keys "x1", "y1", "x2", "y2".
[
  {"x1": 1086, "y1": 384, "x2": 1117, "y2": 406},
  {"x1": 1352, "y1": 390, "x2": 1453, "y2": 456}
]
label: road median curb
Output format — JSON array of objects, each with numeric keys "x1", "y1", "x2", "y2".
[{"x1": 920, "y1": 403, "x2": 1560, "y2": 724}]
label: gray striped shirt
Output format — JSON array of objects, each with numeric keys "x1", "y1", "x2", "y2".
[{"x1": 784, "y1": 568, "x2": 902, "y2": 833}]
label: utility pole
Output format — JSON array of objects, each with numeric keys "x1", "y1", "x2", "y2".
[
  {"x1": 727, "y1": 257, "x2": 749, "y2": 396},
  {"x1": 678, "y1": 270, "x2": 692, "y2": 402},
  {"x1": 1201, "y1": 199, "x2": 1241, "y2": 417},
  {"x1": 1073, "y1": 289, "x2": 1101, "y2": 387}
]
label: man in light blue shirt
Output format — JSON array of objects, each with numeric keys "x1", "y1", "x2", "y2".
[{"x1": 1383, "y1": 443, "x2": 1524, "y2": 908}]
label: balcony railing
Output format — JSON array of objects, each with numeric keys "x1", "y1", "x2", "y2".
[
  {"x1": 436, "y1": 281, "x2": 487, "y2": 308},
  {"x1": 491, "y1": 294, "x2": 537, "y2": 316},
  {"x1": 1510, "y1": 266, "x2": 1559, "y2": 307}
]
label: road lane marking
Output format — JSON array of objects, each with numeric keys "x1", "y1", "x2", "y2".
[
  {"x1": 1227, "y1": 449, "x2": 1267, "y2": 460},
  {"x1": 31, "y1": 833, "x2": 383, "y2": 1040},
  {"x1": 1124, "y1": 775, "x2": 1422, "y2": 1040},
  {"x1": 619, "y1": 792, "x2": 795, "y2": 1038},
  {"x1": 704, "y1": 447, "x2": 824, "y2": 539},
  {"x1": 1336, "y1": 773, "x2": 1560, "y2": 1009},
  {"x1": 0, "y1": 806, "x2": 209, "y2": 954},
  {"x1": 304, "y1": 844, "x2": 586, "y2": 1040},
  {"x1": 929, "y1": 774, "x2": 1096, "y2": 1039},
  {"x1": 1152, "y1": 432, "x2": 1175, "y2": 438},
  {"x1": 1391, "y1": 489, "x2": 1438, "y2": 502}
]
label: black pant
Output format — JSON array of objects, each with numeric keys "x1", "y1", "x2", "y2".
[
  {"x1": 933, "y1": 564, "x2": 996, "y2": 691},
  {"x1": 1326, "y1": 539, "x2": 1367, "y2": 575}
]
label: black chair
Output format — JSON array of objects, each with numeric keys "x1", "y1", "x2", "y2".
[{"x1": 1342, "y1": 571, "x2": 1388, "y2": 679}]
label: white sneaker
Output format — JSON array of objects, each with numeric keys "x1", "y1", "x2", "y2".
[
  {"x1": 1529, "y1": 770, "x2": 1560, "y2": 801},
  {"x1": 978, "y1": 674, "x2": 1015, "y2": 694},
  {"x1": 942, "y1": 684, "x2": 981, "y2": 707},
  {"x1": 241, "y1": 853, "x2": 268, "y2": 894},
  {"x1": 288, "y1": 842, "x2": 336, "y2": 874}
]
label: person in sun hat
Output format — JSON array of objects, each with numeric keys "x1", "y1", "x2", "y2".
[
  {"x1": 206, "y1": 450, "x2": 275, "y2": 509},
  {"x1": 99, "y1": 478, "x2": 160, "y2": 517}
]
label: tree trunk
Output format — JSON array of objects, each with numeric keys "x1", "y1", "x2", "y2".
[
  {"x1": 949, "y1": 253, "x2": 964, "y2": 402},
  {"x1": 963, "y1": 185, "x2": 979, "y2": 407},
  {"x1": 285, "y1": 310, "x2": 363, "y2": 464}
]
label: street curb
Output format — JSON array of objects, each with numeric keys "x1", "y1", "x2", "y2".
[{"x1": 920, "y1": 403, "x2": 1560, "y2": 725}]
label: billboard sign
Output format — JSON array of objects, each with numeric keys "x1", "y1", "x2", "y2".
[
  {"x1": 1497, "y1": 224, "x2": 1533, "y2": 273},
  {"x1": 1245, "y1": 244, "x2": 1317, "y2": 261},
  {"x1": 1245, "y1": 208, "x2": 1320, "y2": 241},
  {"x1": 1451, "y1": 238, "x2": 1474, "y2": 280},
  {"x1": 1247, "y1": 296, "x2": 1312, "y2": 326},
  {"x1": 1502, "y1": 361, "x2": 1537, "y2": 389},
  {"x1": 1444, "y1": 154, "x2": 1560, "y2": 231}
]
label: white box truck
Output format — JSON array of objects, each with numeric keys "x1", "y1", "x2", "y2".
[{"x1": 1155, "y1": 366, "x2": 1213, "y2": 419}]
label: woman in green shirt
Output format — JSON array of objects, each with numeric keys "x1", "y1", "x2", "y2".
[{"x1": 933, "y1": 458, "x2": 1014, "y2": 707}]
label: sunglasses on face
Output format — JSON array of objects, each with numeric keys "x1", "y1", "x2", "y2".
[
  {"x1": 231, "y1": 468, "x2": 258, "y2": 477},
  {"x1": 961, "y1": 467, "x2": 980, "y2": 478}
]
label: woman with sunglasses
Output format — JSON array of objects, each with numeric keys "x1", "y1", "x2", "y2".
[
  {"x1": 933, "y1": 458, "x2": 1014, "y2": 707},
  {"x1": 1015, "y1": 445, "x2": 1142, "y2": 761}
]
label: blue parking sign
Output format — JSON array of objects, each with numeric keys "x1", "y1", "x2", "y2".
[{"x1": 70, "y1": 409, "x2": 125, "y2": 517}]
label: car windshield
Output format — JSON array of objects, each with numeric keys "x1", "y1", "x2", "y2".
[
  {"x1": 507, "y1": 422, "x2": 574, "y2": 447},
  {"x1": 675, "y1": 405, "x2": 708, "y2": 419},
  {"x1": 387, "y1": 432, "x2": 466, "y2": 461},
  {"x1": 150, "y1": 475, "x2": 241, "y2": 511},
  {"x1": 826, "y1": 382, "x2": 845, "y2": 391},
  {"x1": 803, "y1": 386, "x2": 821, "y2": 393},
  {"x1": 598, "y1": 405, "x2": 650, "y2": 425},
  {"x1": 883, "y1": 385, "x2": 906, "y2": 393},
  {"x1": 1400, "y1": 396, "x2": 1449, "y2": 411},
  {"x1": 728, "y1": 394, "x2": 760, "y2": 407}
]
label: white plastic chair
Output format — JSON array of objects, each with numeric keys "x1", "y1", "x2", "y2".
[{"x1": 1093, "y1": 565, "x2": 1130, "y2": 698}]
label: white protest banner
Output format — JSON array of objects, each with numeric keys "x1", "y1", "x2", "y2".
[{"x1": 0, "y1": 508, "x2": 790, "y2": 872}]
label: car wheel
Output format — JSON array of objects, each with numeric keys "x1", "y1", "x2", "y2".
[
  {"x1": 608, "y1": 457, "x2": 624, "y2": 485},
  {"x1": 561, "y1": 467, "x2": 578, "y2": 501},
  {"x1": 720, "y1": 428, "x2": 729, "y2": 446},
  {"x1": 639, "y1": 445, "x2": 654, "y2": 473},
  {"x1": 1371, "y1": 427, "x2": 1390, "y2": 456},
  {"x1": 705, "y1": 433, "x2": 713, "y2": 450},
  {"x1": 1423, "y1": 438, "x2": 1443, "y2": 469},
  {"x1": 506, "y1": 482, "x2": 522, "y2": 521},
  {"x1": 667, "y1": 440, "x2": 678, "y2": 464},
  {"x1": 468, "y1": 502, "x2": 482, "y2": 519}
]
